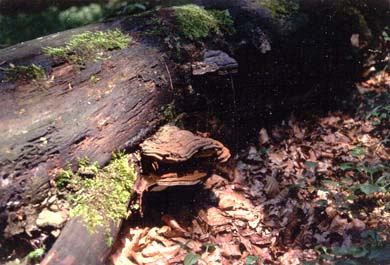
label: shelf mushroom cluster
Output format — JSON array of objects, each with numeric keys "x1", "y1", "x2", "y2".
[{"x1": 138, "y1": 125, "x2": 231, "y2": 192}]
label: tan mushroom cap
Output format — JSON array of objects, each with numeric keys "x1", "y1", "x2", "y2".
[{"x1": 140, "y1": 125, "x2": 230, "y2": 163}]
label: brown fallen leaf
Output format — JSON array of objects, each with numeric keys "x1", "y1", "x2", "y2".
[
  {"x1": 111, "y1": 255, "x2": 136, "y2": 265},
  {"x1": 225, "y1": 209, "x2": 258, "y2": 222},
  {"x1": 201, "y1": 246, "x2": 223, "y2": 265},
  {"x1": 217, "y1": 190, "x2": 254, "y2": 210},
  {"x1": 279, "y1": 249, "x2": 306, "y2": 265},
  {"x1": 142, "y1": 242, "x2": 181, "y2": 258},
  {"x1": 259, "y1": 128, "x2": 270, "y2": 145},
  {"x1": 199, "y1": 207, "x2": 230, "y2": 227},
  {"x1": 329, "y1": 215, "x2": 349, "y2": 235},
  {"x1": 204, "y1": 174, "x2": 229, "y2": 189},
  {"x1": 347, "y1": 218, "x2": 366, "y2": 232},
  {"x1": 111, "y1": 228, "x2": 149, "y2": 264},
  {"x1": 221, "y1": 242, "x2": 242, "y2": 258},
  {"x1": 265, "y1": 176, "x2": 280, "y2": 198},
  {"x1": 161, "y1": 214, "x2": 188, "y2": 235}
]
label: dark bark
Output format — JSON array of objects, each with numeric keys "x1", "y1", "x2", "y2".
[
  {"x1": 0, "y1": 19, "x2": 171, "y2": 262},
  {"x1": 41, "y1": 217, "x2": 115, "y2": 265}
]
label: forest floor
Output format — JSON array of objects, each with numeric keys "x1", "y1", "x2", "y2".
[{"x1": 111, "y1": 71, "x2": 390, "y2": 265}]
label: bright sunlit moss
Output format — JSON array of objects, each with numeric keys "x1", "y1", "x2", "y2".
[
  {"x1": 57, "y1": 152, "x2": 136, "y2": 234},
  {"x1": 173, "y1": 5, "x2": 234, "y2": 40},
  {"x1": 3, "y1": 64, "x2": 46, "y2": 82},
  {"x1": 43, "y1": 29, "x2": 132, "y2": 66}
]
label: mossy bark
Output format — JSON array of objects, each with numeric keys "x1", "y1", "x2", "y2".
[{"x1": 0, "y1": 19, "x2": 171, "y2": 265}]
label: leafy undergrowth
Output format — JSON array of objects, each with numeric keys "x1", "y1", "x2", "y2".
[
  {"x1": 111, "y1": 72, "x2": 389, "y2": 264},
  {"x1": 0, "y1": 2, "x2": 147, "y2": 48}
]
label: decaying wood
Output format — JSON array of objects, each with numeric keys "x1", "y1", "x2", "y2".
[
  {"x1": 41, "y1": 217, "x2": 114, "y2": 265},
  {"x1": 0, "y1": 19, "x2": 171, "y2": 264}
]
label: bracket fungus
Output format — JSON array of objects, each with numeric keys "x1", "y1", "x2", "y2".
[
  {"x1": 192, "y1": 50, "x2": 238, "y2": 76},
  {"x1": 138, "y1": 125, "x2": 230, "y2": 192}
]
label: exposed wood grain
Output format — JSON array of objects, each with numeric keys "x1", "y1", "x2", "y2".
[{"x1": 0, "y1": 19, "x2": 171, "y2": 251}]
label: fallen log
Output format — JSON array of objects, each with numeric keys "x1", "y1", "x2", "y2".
[
  {"x1": 0, "y1": 20, "x2": 172, "y2": 264},
  {"x1": 0, "y1": 1, "x2": 389, "y2": 264},
  {"x1": 41, "y1": 217, "x2": 114, "y2": 265}
]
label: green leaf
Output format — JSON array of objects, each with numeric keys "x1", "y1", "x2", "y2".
[
  {"x1": 361, "y1": 229, "x2": 383, "y2": 242},
  {"x1": 359, "y1": 184, "x2": 381, "y2": 195},
  {"x1": 322, "y1": 180, "x2": 342, "y2": 188},
  {"x1": 315, "y1": 199, "x2": 328, "y2": 207},
  {"x1": 332, "y1": 246, "x2": 369, "y2": 258},
  {"x1": 245, "y1": 255, "x2": 260, "y2": 265},
  {"x1": 184, "y1": 252, "x2": 199, "y2": 265},
  {"x1": 341, "y1": 178, "x2": 353, "y2": 184},
  {"x1": 305, "y1": 161, "x2": 318, "y2": 169},
  {"x1": 317, "y1": 186, "x2": 330, "y2": 192},
  {"x1": 133, "y1": 3, "x2": 147, "y2": 10},
  {"x1": 351, "y1": 147, "x2": 366, "y2": 157},
  {"x1": 346, "y1": 194, "x2": 358, "y2": 200},
  {"x1": 360, "y1": 165, "x2": 381, "y2": 176},
  {"x1": 367, "y1": 244, "x2": 390, "y2": 260},
  {"x1": 28, "y1": 248, "x2": 45, "y2": 259},
  {"x1": 340, "y1": 163, "x2": 355, "y2": 171},
  {"x1": 259, "y1": 147, "x2": 269, "y2": 155},
  {"x1": 202, "y1": 242, "x2": 216, "y2": 253},
  {"x1": 314, "y1": 245, "x2": 329, "y2": 255},
  {"x1": 385, "y1": 202, "x2": 390, "y2": 212},
  {"x1": 319, "y1": 253, "x2": 334, "y2": 261}
]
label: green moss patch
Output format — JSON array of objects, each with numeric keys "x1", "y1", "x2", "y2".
[
  {"x1": 3, "y1": 64, "x2": 46, "y2": 82},
  {"x1": 259, "y1": 0, "x2": 299, "y2": 18},
  {"x1": 43, "y1": 29, "x2": 132, "y2": 66},
  {"x1": 172, "y1": 5, "x2": 234, "y2": 40},
  {"x1": 56, "y1": 152, "x2": 136, "y2": 233}
]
